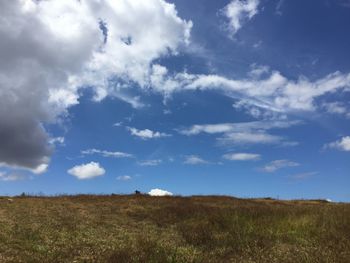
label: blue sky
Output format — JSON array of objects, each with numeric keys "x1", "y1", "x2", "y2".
[{"x1": 0, "y1": 0, "x2": 350, "y2": 201}]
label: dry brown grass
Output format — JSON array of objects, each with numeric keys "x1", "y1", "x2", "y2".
[{"x1": 0, "y1": 195, "x2": 349, "y2": 262}]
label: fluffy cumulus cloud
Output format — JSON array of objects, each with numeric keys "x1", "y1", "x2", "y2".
[
  {"x1": 148, "y1": 188, "x2": 173, "y2": 196},
  {"x1": 81, "y1": 148, "x2": 133, "y2": 158},
  {"x1": 325, "y1": 136, "x2": 350, "y2": 151},
  {"x1": 178, "y1": 120, "x2": 299, "y2": 146},
  {"x1": 67, "y1": 162, "x2": 105, "y2": 179},
  {"x1": 127, "y1": 127, "x2": 171, "y2": 140},
  {"x1": 261, "y1": 159, "x2": 299, "y2": 173},
  {"x1": 223, "y1": 153, "x2": 260, "y2": 161},
  {"x1": 0, "y1": 0, "x2": 191, "y2": 172},
  {"x1": 184, "y1": 155, "x2": 210, "y2": 165},
  {"x1": 223, "y1": 0, "x2": 260, "y2": 36}
]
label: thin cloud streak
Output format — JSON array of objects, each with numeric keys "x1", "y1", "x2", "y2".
[{"x1": 81, "y1": 149, "x2": 133, "y2": 158}]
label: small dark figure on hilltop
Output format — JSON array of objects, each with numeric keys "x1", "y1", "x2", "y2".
[{"x1": 134, "y1": 190, "x2": 141, "y2": 195}]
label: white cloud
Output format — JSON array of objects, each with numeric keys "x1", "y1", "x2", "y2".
[
  {"x1": 325, "y1": 136, "x2": 350, "y2": 151},
  {"x1": 4, "y1": 0, "x2": 350, "y2": 177},
  {"x1": 127, "y1": 127, "x2": 171, "y2": 140},
  {"x1": 322, "y1": 102, "x2": 350, "y2": 117},
  {"x1": 0, "y1": 162, "x2": 48, "y2": 175},
  {"x1": 179, "y1": 123, "x2": 234, "y2": 136},
  {"x1": 218, "y1": 132, "x2": 284, "y2": 145},
  {"x1": 232, "y1": 99, "x2": 287, "y2": 120},
  {"x1": 68, "y1": 162, "x2": 105, "y2": 179},
  {"x1": 150, "y1": 64, "x2": 350, "y2": 117},
  {"x1": 0, "y1": 0, "x2": 191, "y2": 171},
  {"x1": 0, "y1": 172, "x2": 28, "y2": 182},
  {"x1": 81, "y1": 148, "x2": 133, "y2": 158},
  {"x1": 109, "y1": 93, "x2": 145, "y2": 109},
  {"x1": 74, "y1": 0, "x2": 193, "y2": 96},
  {"x1": 138, "y1": 159, "x2": 162, "y2": 166},
  {"x1": 31, "y1": 163, "x2": 49, "y2": 175},
  {"x1": 178, "y1": 120, "x2": 300, "y2": 146},
  {"x1": 223, "y1": 153, "x2": 260, "y2": 161},
  {"x1": 117, "y1": 175, "x2": 132, "y2": 181},
  {"x1": 148, "y1": 188, "x2": 173, "y2": 196},
  {"x1": 261, "y1": 159, "x2": 299, "y2": 173},
  {"x1": 49, "y1": 137, "x2": 65, "y2": 146},
  {"x1": 223, "y1": 0, "x2": 260, "y2": 36},
  {"x1": 113, "y1": 122, "x2": 123, "y2": 127},
  {"x1": 184, "y1": 155, "x2": 209, "y2": 165}
]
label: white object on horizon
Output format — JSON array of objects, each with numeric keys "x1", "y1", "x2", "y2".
[{"x1": 148, "y1": 188, "x2": 173, "y2": 196}]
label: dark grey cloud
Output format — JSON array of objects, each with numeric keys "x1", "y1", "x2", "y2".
[
  {"x1": 0, "y1": 0, "x2": 95, "y2": 170},
  {"x1": 0, "y1": 117, "x2": 52, "y2": 169},
  {"x1": 0, "y1": 0, "x2": 192, "y2": 172},
  {"x1": 0, "y1": 61, "x2": 53, "y2": 169}
]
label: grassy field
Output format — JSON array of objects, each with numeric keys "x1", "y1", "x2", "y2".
[{"x1": 0, "y1": 195, "x2": 349, "y2": 262}]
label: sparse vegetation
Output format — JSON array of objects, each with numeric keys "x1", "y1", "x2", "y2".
[{"x1": 0, "y1": 195, "x2": 349, "y2": 262}]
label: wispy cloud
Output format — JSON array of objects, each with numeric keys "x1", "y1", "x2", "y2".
[
  {"x1": 338, "y1": 0, "x2": 350, "y2": 8},
  {"x1": 113, "y1": 122, "x2": 123, "y2": 127},
  {"x1": 261, "y1": 159, "x2": 299, "y2": 172},
  {"x1": 322, "y1": 102, "x2": 350, "y2": 118},
  {"x1": 117, "y1": 175, "x2": 132, "y2": 181},
  {"x1": 184, "y1": 155, "x2": 210, "y2": 165},
  {"x1": 127, "y1": 127, "x2": 171, "y2": 140},
  {"x1": 179, "y1": 120, "x2": 300, "y2": 146},
  {"x1": 49, "y1": 137, "x2": 65, "y2": 146},
  {"x1": 288, "y1": 171, "x2": 318, "y2": 180},
  {"x1": 275, "y1": 0, "x2": 285, "y2": 15},
  {"x1": 150, "y1": 64, "x2": 350, "y2": 117},
  {"x1": 0, "y1": 172, "x2": 28, "y2": 182},
  {"x1": 111, "y1": 93, "x2": 145, "y2": 109},
  {"x1": 0, "y1": 163, "x2": 48, "y2": 175},
  {"x1": 138, "y1": 159, "x2": 162, "y2": 166},
  {"x1": 223, "y1": 153, "x2": 261, "y2": 161},
  {"x1": 81, "y1": 149, "x2": 133, "y2": 158},
  {"x1": 178, "y1": 120, "x2": 300, "y2": 135},
  {"x1": 218, "y1": 132, "x2": 284, "y2": 146}
]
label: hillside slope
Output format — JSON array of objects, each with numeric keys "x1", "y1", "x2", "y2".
[{"x1": 0, "y1": 195, "x2": 349, "y2": 262}]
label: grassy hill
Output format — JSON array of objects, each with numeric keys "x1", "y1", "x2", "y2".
[{"x1": 0, "y1": 195, "x2": 349, "y2": 262}]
